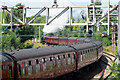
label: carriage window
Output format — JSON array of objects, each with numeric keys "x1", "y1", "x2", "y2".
[
  {"x1": 68, "y1": 54, "x2": 70, "y2": 58},
  {"x1": 74, "y1": 54, "x2": 75, "y2": 59},
  {"x1": 72, "y1": 53, "x2": 75, "y2": 64},
  {"x1": 57, "y1": 56, "x2": 61, "y2": 67},
  {"x1": 18, "y1": 65, "x2": 21, "y2": 75},
  {"x1": 42, "y1": 58, "x2": 47, "y2": 71},
  {"x1": 36, "y1": 59, "x2": 39, "y2": 64},
  {"x1": 86, "y1": 50, "x2": 88, "y2": 58},
  {"x1": 63, "y1": 55, "x2": 65, "y2": 58},
  {"x1": 88, "y1": 50, "x2": 89, "y2": 53},
  {"x1": 63, "y1": 55, "x2": 66, "y2": 66},
  {"x1": 9, "y1": 66, "x2": 12, "y2": 78},
  {"x1": 36, "y1": 59, "x2": 40, "y2": 73},
  {"x1": 49, "y1": 57, "x2": 53, "y2": 70},
  {"x1": 92, "y1": 49, "x2": 94, "y2": 51},
  {"x1": 81, "y1": 52, "x2": 83, "y2": 61},
  {"x1": 86, "y1": 51, "x2": 87, "y2": 53},
  {"x1": 22, "y1": 62, "x2": 25, "y2": 76},
  {"x1": 1, "y1": 65, "x2": 6, "y2": 70},
  {"x1": 68, "y1": 54, "x2": 71, "y2": 64},
  {"x1": 28, "y1": 61, "x2": 32, "y2": 75},
  {"x1": 29, "y1": 61, "x2": 32, "y2": 65},
  {"x1": 90, "y1": 49, "x2": 92, "y2": 52},
  {"x1": 52, "y1": 57, "x2": 56, "y2": 67},
  {"x1": 83, "y1": 51, "x2": 85, "y2": 60}
]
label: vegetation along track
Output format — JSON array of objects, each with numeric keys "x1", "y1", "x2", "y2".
[{"x1": 99, "y1": 51, "x2": 117, "y2": 80}]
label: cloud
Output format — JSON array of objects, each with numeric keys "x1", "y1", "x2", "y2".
[{"x1": 1, "y1": 0, "x2": 52, "y2": 2}]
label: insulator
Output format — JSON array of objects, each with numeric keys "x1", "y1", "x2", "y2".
[
  {"x1": 91, "y1": 0, "x2": 94, "y2": 3},
  {"x1": 18, "y1": 23, "x2": 23, "y2": 27},
  {"x1": 17, "y1": 5, "x2": 23, "y2": 9},
  {"x1": 54, "y1": 0, "x2": 57, "y2": 3},
  {"x1": 1, "y1": 31, "x2": 8, "y2": 34},
  {"x1": 2, "y1": 6, "x2": 7, "y2": 10}
]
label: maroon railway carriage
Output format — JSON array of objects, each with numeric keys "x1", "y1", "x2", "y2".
[
  {"x1": 42, "y1": 36, "x2": 59, "y2": 45},
  {"x1": 42, "y1": 36, "x2": 86, "y2": 45},
  {"x1": 0, "y1": 52, "x2": 17, "y2": 80},
  {"x1": 11, "y1": 46, "x2": 76, "y2": 79},
  {"x1": 68, "y1": 37, "x2": 78, "y2": 45},
  {"x1": 1, "y1": 37, "x2": 103, "y2": 80}
]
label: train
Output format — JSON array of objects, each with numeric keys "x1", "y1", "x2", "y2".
[{"x1": 0, "y1": 36, "x2": 103, "y2": 80}]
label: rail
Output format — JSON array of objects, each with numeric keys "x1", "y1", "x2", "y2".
[{"x1": 99, "y1": 52, "x2": 116, "y2": 80}]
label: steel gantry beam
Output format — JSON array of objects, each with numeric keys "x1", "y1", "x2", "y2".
[
  {"x1": 0, "y1": 4, "x2": 119, "y2": 32},
  {"x1": 94, "y1": 5, "x2": 118, "y2": 26},
  {"x1": 25, "y1": 7, "x2": 46, "y2": 25},
  {"x1": 6, "y1": 9, "x2": 24, "y2": 24},
  {"x1": 47, "y1": 7, "x2": 69, "y2": 25}
]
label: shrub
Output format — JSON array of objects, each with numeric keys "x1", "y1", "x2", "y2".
[
  {"x1": 102, "y1": 37, "x2": 111, "y2": 46},
  {"x1": 24, "y1": 41, "x2": 34, "y2": 48}
]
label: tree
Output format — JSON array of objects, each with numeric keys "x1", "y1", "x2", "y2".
[
  {"x1": 2, "y1": 32, "x2": 22, "y2": 51},
  {"x1": 33, "y1": 15, "x2": 46, "y2": 38},
  {"x1": 16, "y1": 25, "x2": 35, "y2": 42},
  {"x1": 102, "y1": 37, "x2": 111, "y2": 46}
]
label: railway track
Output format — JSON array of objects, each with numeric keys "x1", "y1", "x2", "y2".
[{"x1": 96, "y1": 51, "x2": 117, "y2": 80}]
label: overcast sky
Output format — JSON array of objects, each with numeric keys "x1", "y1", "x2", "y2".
[
  {"x1": 0, "y1": 0, "x2": 119, "y2": 7},
  {"x1": 0, "y1": 0, "x2": 119, "y2": 17}
]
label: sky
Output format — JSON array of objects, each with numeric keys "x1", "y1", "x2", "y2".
[
  {"x1": 0, "y1": 0, "x2": 120, "y2": 17},
  {"x1": 0, "y1": 0, "x2": 119, "y2": 7}
]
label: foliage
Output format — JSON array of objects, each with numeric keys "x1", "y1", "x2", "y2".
[
  {"x1": 24, "y1": 41, "x2": 48, "y2": 48},
  {"x1": 24, "y1": 41, "x2": 34, "y2": 48},
  {"x1": 16, "y1": 25, "x2": 35, "y2": 42},
  {"x1": 2, "y1": 32, "x2": 23, "y2": 51},
  {"x1": 109, "y1": 63, "x2": 120, "y2": 80},
  {"x1": 102, "y1": 37, "x2": 111, "y2": 46},
  {"x1": 33, "y1": 16, "x2": 46, "y2": 38},
  {"x1": 103, "y1": 46, "x2": 117, "y2": 55}
]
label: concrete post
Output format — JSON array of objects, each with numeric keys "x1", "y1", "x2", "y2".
[
  {"x1": 86, "y1": 6, "x2": 89, "y2": 32},
  {"x1": 69, "y1": 7, "x2": 72, "y2": 37},
  {"x1": 11, "y1": 9, "x2": 13, "y2": 32},
  {"x1": 117, "y1": 1, "x2": 120, "y2": 63},
  {"x1": 107, "y1": 0, "x2": 110, "y2": 35},
  {"x1": 23, "y1": 8, "x2": 25, "y2": 23},
  {"x1": 46, "y1": 8, "x2": 48, "y2": 24},
  {"x1": 0, "y1": 8, "x2": 2, "y2": 52},
  {"x1": 39, "y1": 26, "x2": 41, "y2": 47},
  {"x1": 69, "y1": 7, "x2": 72, "y2": 25},
  {"x1": 47, "y1": 8, "x2": 49, "y2": 23},
  {"x1": 93, "y1": 5, "x2": 96, "y2": 24},
  {"x1": 25, "y1": 8, "x2": 27, "y2": 23},
  {"x1": 0, "y1": 8, "x2": 2, "y2": 25},
  {"x1": 97, "y1": 23, "x2": 99, "y2": 31},
  {"x1": 3, "y1": 10, "x2": 4, "y2": 24}
]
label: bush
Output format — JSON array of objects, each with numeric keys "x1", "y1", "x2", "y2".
[
  {"x1": 102, "y1": 37, "x2": 111, "y2": 46},
  {"x1": 24, "y1": 41, "x2": 34, "y2": 48},
  {"x1": 2, "y1": 32, "x2": 22, "y2": 51},
  {"x1": 109, "y1": 63, "x2": 120, "y2": 79}
]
